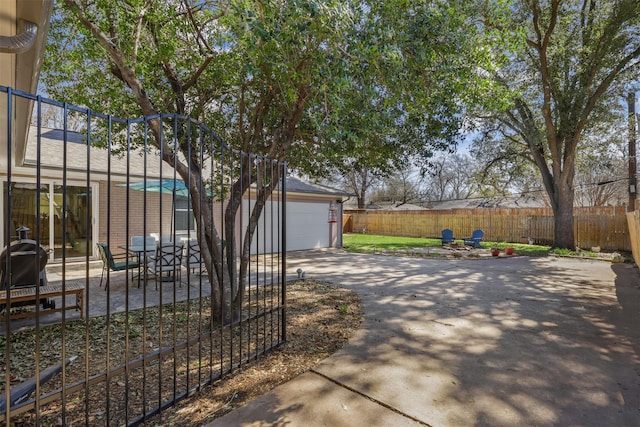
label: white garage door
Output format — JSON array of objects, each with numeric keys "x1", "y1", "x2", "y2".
[
  {"x1": 286, "y1": 201, "x2": 329, "y2": 251},
  {"x1": 245, "y1": 199, "x2": 330, "y2": 254}
]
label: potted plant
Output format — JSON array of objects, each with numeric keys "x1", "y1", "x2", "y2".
[
  {"x1": 505, "y1": 246, "x2": 515, "y2": 256},
  {"x1": 490, "y1": 247, "x2": 500, "y2": 256}
]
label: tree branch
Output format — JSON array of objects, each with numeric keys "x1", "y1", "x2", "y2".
[{"x1": 132, "y1": 0, "x2": 153, "y2": 66}]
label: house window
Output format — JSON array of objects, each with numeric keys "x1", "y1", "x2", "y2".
[{"x1": 174, "y1": 195, "x2": 195, "y2": 236}]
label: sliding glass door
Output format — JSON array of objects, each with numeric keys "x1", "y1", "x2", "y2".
[
  {"x1": 3, "y1": 181, "x2": 93, "y2": 260},
  {"x1": 3, "y1": 182, "x2": 51, "y2": 248},
  {"x1": 52, "y1": 184, "x2": 92, "y2": 259}
]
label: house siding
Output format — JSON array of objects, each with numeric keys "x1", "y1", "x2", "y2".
[{"x1": 97, "y1": 181, "x2": 173, "y2": 250}]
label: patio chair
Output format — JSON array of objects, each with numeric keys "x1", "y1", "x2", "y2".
[
  {"x1": 463, "y1": 229, "x2": 484, "y2": 248},
  {"x1": 0, "y1": 239, "x2": 55, "y2": 311},
  {"x1": 441, "y1": 229, "x2": 455, "y2": 245},
  {"x1": 96, "y1": 242, "x2": 140, "y2": 289},
  {"x1": 146, "y1": 242, "x2": 184, "y2": 290},
  {"x1": 183, "y1": 239, "x2": 204, "y2": 280},
  {"x1": 150, "y1": 233, "x2": 172, "y2": 243}
]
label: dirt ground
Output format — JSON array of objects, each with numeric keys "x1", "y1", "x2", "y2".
[
  {"x1": 142, "y1": 279, "x2": 363, "y2": 426},
  {"x1": 2, "y1": 279, "x2": 362, "y2": 426}
]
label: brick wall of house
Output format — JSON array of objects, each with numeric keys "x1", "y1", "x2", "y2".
[{"x1": 97, "y1": 181, "x2": 173, "y2": 250}]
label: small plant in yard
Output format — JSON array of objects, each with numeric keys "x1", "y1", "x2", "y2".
[
  {"x1": 550, "y1": 247, "x2": 626, "y2": 261},
  {"x1": 553, "y1": 248, "x2": 572, "y2": 256},
  {"x1": 551, "y1": 247, "x2": 598, "y2": 257}
]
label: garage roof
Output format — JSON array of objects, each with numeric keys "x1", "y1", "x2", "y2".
[{"x1": 286, "y1": 176, "x2": 351, "y2": 197}]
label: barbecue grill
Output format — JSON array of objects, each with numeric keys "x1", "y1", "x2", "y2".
[{"x1": 0, "y1": 231, "x2": 54, "y2": 312}]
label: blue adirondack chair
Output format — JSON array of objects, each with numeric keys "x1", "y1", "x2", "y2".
[
  {"x1": 463, "y1": 229, "x2": 484, "y2": 248},
  {"x1": 441, "y1": 229, "x2": 455, "y2": 245}
]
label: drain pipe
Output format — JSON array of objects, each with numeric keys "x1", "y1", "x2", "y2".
[{"x1": 0, "y1": 20, "x2": 37, "y2": 54}]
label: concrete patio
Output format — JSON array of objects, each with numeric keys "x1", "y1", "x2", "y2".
[{"x1": 211, "y1": 249, "x2": 640, "y2": 426}]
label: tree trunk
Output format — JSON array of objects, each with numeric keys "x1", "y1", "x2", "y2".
[{"x1": 552, "y1": 182, "x2": 575, "y2": 250}]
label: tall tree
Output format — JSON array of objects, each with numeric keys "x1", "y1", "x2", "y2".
[
  {"x1": 375, "y1": 169, "x2": 422, "y2": 205},
  {"x1": 477, "y1": 0, "x2": 640, "y2": 248},
  {"x1": 422, "y1": 153, "x2": 482, "y2": 201},
  {"x1": 42, "y1": 0, "x2": 517, "y2": 320},
  {"x1": 44, "y1": 0, "x2": 360, "y2": 322},
  {"x1": 331, "y1": 164, "x2": 383, "y2": 209},
  {"x1": 574, "y1": 130, "x2": 627, "y2": 207},
  {"x1": 293, "y1": 0, "x2": 518, "y2": 207}
]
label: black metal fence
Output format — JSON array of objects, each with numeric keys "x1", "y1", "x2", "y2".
[{"x1": 1, "y1": 87, "x2": 286, "y2": 425}]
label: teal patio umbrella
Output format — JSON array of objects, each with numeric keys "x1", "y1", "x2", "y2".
[
  {"x1": 116, "y1": 180, "x2": 198, "y2": 240},
  {"x1": 117, "y1": 179, "x2": 190, "y2": 197}
]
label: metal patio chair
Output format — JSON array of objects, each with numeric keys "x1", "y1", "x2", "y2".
[
  {"x1": 146, "y1": 242, "x2": 184, "y2": 290},
  {"x1": 182, "y1": 239, "x2": 205, "y2": 281},
  {"x1": 96, "y1": 242, "x2": 140, "y2": 290}
]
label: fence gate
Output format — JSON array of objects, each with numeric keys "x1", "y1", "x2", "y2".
[{"x1": 1, "y1": 87, "x2": 287, "y2": 425}]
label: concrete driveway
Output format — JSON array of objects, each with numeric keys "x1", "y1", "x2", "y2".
[{"x1": 211, "y1": 250, "x2": 640, "y2": 427}]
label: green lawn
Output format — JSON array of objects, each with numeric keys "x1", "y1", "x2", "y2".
[{"x1": 342, "y1": 233, "x2": 551, "y2": 256}]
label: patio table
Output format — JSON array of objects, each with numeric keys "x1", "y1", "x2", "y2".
[{"x1": 119, "y1": 243, "x2": 157, "y2": 287}]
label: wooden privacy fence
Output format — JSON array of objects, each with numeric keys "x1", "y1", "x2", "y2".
[
  {"x1": 626, "y1": 210, "x2": 640, "y2": 265},
  {"x1": 344, "y1": 206, "x2": 631, "y2": 251}
]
